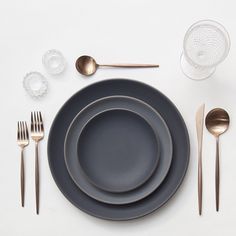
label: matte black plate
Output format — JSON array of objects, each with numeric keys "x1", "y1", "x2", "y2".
[
  {"x1": 48, "y1": 79, "x2": 190, "y2": 220},
  {"x1": 64, "y1": 96, "x2": 172, "y2": 204}
]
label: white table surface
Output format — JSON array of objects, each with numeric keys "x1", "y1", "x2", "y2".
[{"x1": 1, "y1": 0, "x2": 236, "y2": 235}]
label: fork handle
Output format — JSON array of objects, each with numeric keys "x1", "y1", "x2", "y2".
[
  {"x1": 20, "y1": 148, "x2": 25, "y2": 207},
  {"x1": 35, "y1": 142, "x2": 39, "y2": 215}
]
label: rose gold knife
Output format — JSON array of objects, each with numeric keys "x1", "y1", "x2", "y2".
[{"x1": 196, "y1": 104, "x2": 205, "y2": 215}]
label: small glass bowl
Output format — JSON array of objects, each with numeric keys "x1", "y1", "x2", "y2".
[
  {"x1": 23, "y1": 72, "x2": 48, "y2": 99},
  {"x1": 42, "y1": 49, "x2": 66, "y2": 75}
]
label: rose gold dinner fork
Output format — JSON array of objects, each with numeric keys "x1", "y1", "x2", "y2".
[
  {"x1": 17, "y1": 121, "x2": 29, "y2": 207},
  {"x1": 31, "y1": 111, "x2": 44, "y2": 215}
]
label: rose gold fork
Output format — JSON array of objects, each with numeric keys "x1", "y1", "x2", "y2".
[
  {"x1": 31, "y1": 111, "x2": 44, "y2": 215},
  {"x1": 17, "y1": 121, "x2": 29, "y2": 207}
]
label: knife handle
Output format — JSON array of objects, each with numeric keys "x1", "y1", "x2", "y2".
[{"x1": 198, "y1": 150, "x2": 202, "y2": 215}]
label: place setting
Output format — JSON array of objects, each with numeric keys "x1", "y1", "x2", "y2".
[{"x1": 17, "y1": 19, "x2": 231, "y2": 220}]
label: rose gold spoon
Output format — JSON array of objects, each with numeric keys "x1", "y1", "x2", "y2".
[
  {"x1": 205, "y1": 108, "x2": 230, "y2": 212},
  {"x1": 75, "y1": 55, "x2": 159, "y2": 76}
]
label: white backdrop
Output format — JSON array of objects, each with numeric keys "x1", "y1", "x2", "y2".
[{"x1": 0, "y1": 0, "x2": 236, "y2": 235}]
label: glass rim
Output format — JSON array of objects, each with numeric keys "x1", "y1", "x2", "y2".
[{"x1": 183, "y1": 19, "x2": 231, "y2": 68}]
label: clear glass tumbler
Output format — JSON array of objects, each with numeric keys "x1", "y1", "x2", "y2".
[
  {"x1": 23, "y1": 72, "x2": 48, "y2": 99},
  {"x1": 180, "y1": 20, "x2": 230, "y2": 80},
  {"x1": 42, "y1": 49, "x2": 66, "y2": 75}
]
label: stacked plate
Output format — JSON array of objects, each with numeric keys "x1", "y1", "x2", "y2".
[{"x1": 48, "y1": 79, "x2": 190, "y2": 220}]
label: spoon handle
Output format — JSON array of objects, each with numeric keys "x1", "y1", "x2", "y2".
[
  {"x1": 216, "y1": 137, "x2": 220, "y2": 211},
  {"x1": 99, "y1": 64, "x2": 159, "y2": 68}
]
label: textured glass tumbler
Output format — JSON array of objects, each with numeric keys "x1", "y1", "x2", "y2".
[
  {"x1": 181, "y1": 20, "x2": 230, "y2": 80},
  {"x1": 42, "y1": 49, "x2": 66, "y2": 75},
  {"x1": 23, "y1": 72, "x2": 48, "y2": 99}
]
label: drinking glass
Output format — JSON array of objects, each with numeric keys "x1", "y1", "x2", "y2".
[
  {"x1": 23, "y1": 72, "x2": 48, "y2": 98},
  {"x1": 180, "y1": 20, "x2": 230, "y2": 80},
  {"x1": 42, "y1": 49, "x2": 66, "y2": 75}
]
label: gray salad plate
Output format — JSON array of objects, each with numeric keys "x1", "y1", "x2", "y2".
[
  {"x1": 48, "y1": 79, "x2": 190, "y2": 220},
  {"x1": 64, "y1": 96, "x2": 172, "y2": 204}
]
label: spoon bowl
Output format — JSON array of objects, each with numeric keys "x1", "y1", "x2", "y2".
[
  {"x1": 205, "y1": 108, "x2": 230, "y2": 137},
  {"x1": 75, "y1": 56, "x2": 98, "y2": 76}
]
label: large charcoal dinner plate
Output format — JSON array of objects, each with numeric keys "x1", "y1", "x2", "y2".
[
  {"x1": 48, "y1": 79, "x2": 190, "y2": 220},
  {"x1": 64, "y1": 96, "x2": 172, "y2": 204}
]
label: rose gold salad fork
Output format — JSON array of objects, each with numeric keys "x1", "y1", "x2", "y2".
[
  {"x1": 17, "y1": 121, "x2": 29, "y2": 207},
  {"x1": 31, "y1": 111, "x2": 44, "y2": 215}
]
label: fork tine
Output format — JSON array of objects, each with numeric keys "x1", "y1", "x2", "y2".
[
  {"x1": 31, "y1": 112, "x2": 34, "y2": 132},
  {"x1": 36, "y1": 112, "x2": 41, "y2": 132},
  {"x1": 20, "y1": 121, "x2": 24, "y2": 140},
  {"x1": 33, "y1": 112, "x2": 37, "y2": 132},
  {"x1": 23, "y1": 122, "x2": 27, "y2": 141},
  {"x1": 20, "y1": 122, "x2": 24, "y2": 140},
  {"x1": 35, "y1": 112, "x2": 38, "y2": 132},
  {"x1": 39, "y1": 112, "x2": 44, "y2": 132},
  {"x1": 25, "y1": 122, "x2": 29, "y2": 140},
  {"x1": 22, "y1": 122, "x2": 26, "y2": 140},
  {"x1": 18, "y1": 122, "x2": 21, "y2": 140},
  {"x1": 17, "y1": 122, "x2": 20, "y2": 141},
  {"x1": 33, "y1": 112, "x2": 35, "y2": 132}
]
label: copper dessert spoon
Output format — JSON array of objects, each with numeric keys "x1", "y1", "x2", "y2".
[
  {"x1": 205, "y1": 108, "x2": 230, "y2": 212},
  {"x1": 75, "y1": 55, "x2": 159, "y2": 76}
]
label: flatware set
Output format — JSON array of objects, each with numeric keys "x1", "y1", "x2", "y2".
[
  {"x1": 17, "y1": 112, "x2": 44, "y2": 214},
  {"x1": 196, "y1": 106, "x2": 230, "y2": 215}
]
